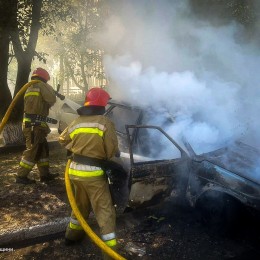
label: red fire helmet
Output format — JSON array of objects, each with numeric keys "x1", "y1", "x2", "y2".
[
  {"x1": 31, "y1": 68, "x2": 50, "y2": 82},
  {"x1": 84, "y1": 87, "x2": 111, "y2": 107}
]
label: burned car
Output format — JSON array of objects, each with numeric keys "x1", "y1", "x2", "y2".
[{"x1": 57, "y1": 99, "x2": 260, "y2": 222}]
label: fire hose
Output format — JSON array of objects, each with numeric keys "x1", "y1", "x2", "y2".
[
  {"x1": 0, "y1": 81, "x2": 126, "y2": 260},
  {"x1": 0, "y1": 80, "x2": 41, "y2": 134}
]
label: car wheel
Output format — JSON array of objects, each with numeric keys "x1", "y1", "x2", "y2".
[{"x1": 195, "y1": 191, "x2": 243, "y2": 234}]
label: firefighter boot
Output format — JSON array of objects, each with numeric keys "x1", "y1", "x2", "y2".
[
  {"x1": 40, "y1": 172, "x2": 59, "y2": 183},
  {"x1": 102, "y1": 245, "x2": 119, "y2": 260},
  {"x1": 16, "y1": 176, "x2": 36, "y2": 185},
  {"x1": 64, "y1": 237, "x2": 85, "y2": 246},
  {"x1": 16, "y1": 167, "x2": 36, "y2": 184},
  {"x1": 64, "y1": 224, "x2": 85, "y2": 246}
]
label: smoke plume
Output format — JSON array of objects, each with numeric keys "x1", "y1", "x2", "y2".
[{"x1": 95, "y1": 0, "x2": 260, "y2": 154}]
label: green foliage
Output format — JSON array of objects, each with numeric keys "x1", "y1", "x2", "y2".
[
  {"x1": 13, "y1": 0, "x2": 74, "y2": 63},
  {"x1": 33, "y1": 51, "x2": 48, "y2": 64},
  {"x1": 53, "y1": 0, "x2": 108, "y2": 89},
  {"x1": 41, "y1": 0, "x2": 74, "y2": 36},
  {"x1": 16, "y1": 0, "x2": 34, "y2": 50},
  {"x1": 227, "y1": 1, "x2": 255, "y2": 25},
  {"x1": 14, "y1": 0, "x2": 108, "y2": 89},
  {"x1": 190, "y1": 0, "x2": 256, "y2": 26}
]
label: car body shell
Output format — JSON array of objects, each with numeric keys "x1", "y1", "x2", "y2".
[{"x1": 57, "y1": 99, "x2": 260, "y2": 213}]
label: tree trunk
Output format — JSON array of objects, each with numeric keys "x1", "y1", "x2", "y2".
[
  {"x1": 80, "y1": 53, "x2": 89, "y2": 90},
  {"x1": 12, "y1": 0, "x2": 42, "y2": 88},
  {"x1": 64, "y1": 57, "x2": 84, "y2": 91},
  {"x1": 0, "y1": 28, "x2": 12, "y2": 118},
  {"x1": 2, "y1": 122, "x2": 24, "y2": 145},
  {"x1": 3, "y1": 0, "x2": 43, "y2": 145},
  {"x1": 59, "y1": 54, "x2": 65, "y2": 93},
  {"x1": 0, "y1": 1, "x2": 15, "y2": 119},
  {"x1": 7, "y1": 59, "x2": 33, "y2": 123},
  {"x1": 2, "y1": 54, "x2": 32, "y2": 145}
]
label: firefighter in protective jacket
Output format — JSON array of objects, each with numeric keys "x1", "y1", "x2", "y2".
[
  {"x1": 16, "y1": 68, "x2": 59, "y2": 184},
  {"x1": 59, "y1": 87, "x2": 119, "y2": 259}
]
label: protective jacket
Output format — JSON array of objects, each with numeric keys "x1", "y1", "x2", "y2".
[
  {"x1": 59, "y1": 107, "x2": 119, "y2": 161},
  {"x1": 23, "y1": 81, "x2": 56, "y2": 130},
  {"x1": 24, "y1": 81, "x2": 56, "y2": 116}
]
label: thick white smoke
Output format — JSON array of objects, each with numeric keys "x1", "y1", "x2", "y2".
[{"x1": 95, "y1": 0, "x2": 260, "y2": 154}]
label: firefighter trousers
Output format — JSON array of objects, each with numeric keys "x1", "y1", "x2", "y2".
[
  {"x1": 17, "y1": 125, "x2": 51, "y2": 178},
  {"x1": 65, "y1": 175, "x2": 117, "y2": 248}
]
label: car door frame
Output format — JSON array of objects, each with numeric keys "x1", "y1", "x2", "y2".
[
  {"x1": 104, "y1": 101, "x2": 143, "y2": 147},
  {"x1": 125, "y1": 125, "x2": 190, "y2": 208}
]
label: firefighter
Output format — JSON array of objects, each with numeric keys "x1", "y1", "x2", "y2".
[
  {"x1": 59, "y1": 87, "x2": 119, "y2": 259},
  {"x1": 16, "y1": 68, "x2": 59, "y2": 184}
]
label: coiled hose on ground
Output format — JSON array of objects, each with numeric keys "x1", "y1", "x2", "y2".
[{"x1": 0, "y1": 81, "x2": 126, "y2": 260}]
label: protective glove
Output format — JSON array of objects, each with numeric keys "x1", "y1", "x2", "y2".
[{"x1": 66, "y1": 150, "x2": 73, "y2": 159}]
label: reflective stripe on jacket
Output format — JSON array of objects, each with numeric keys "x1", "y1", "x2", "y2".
[
  {"x1": 59, "y1": 115, "x2": 119, "y2": 160},
  {"x1": 24, "y1": 81, "x2": 56, "y2": 117},
  {"x1": 24, "y1": 91, "x2": 40, "y2": 98},
  {"x1": 69, "y1": 161, "x2": 104, "y2": 179},
  {"x1": 23, "y1": 117, "x2": 48, "y2": 127},
  {"x1": 69, "y1": 122, "x2": 106, "y2": 139}
]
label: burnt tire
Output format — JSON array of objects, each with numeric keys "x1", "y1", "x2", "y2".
[{"x1": 195, "y1": 192, "x2": 243, "y2": 234}]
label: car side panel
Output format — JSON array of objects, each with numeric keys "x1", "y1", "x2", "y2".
[
  {"x1": 187, "y1": 160, "x2": 260, "y2": 210},
  {"x1": 129, "y1": 159, "x2": 190, "y2": 208}
]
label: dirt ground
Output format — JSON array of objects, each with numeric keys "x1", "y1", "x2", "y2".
[
  {"x1": 0, "y1": 134, "x2": 260, "y2": 260},
  {"x1": 0, "y1": 141, "x2": 69, "y2": 234}
]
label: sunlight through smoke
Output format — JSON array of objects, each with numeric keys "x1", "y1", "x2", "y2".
[{"x1": 95, "y1": 0, "x2": 260, "y2": 154}]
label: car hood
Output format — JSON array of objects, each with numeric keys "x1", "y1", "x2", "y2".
[{"x1": 196, "y1": 141, "x2": 260, "y2": 185}]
